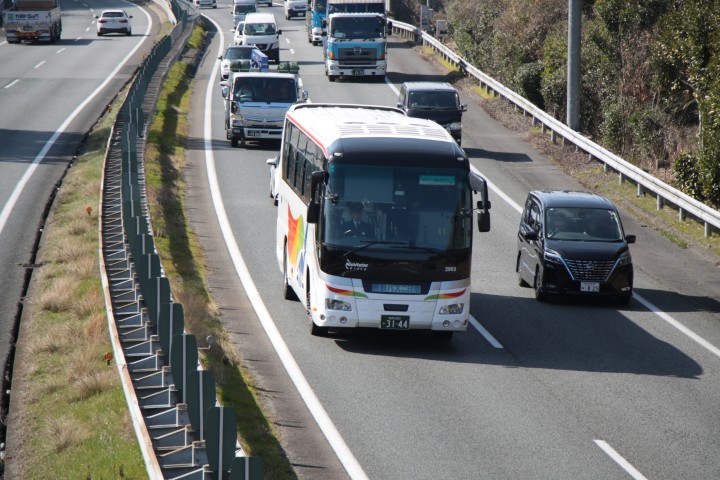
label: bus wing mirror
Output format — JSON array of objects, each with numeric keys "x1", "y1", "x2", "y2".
[
  {"x1": 307, "y1": 170, "x2": 327, "y2": 224},
  {"x1": 469, "y1": 172, "x2": 491, "y2": 233}
]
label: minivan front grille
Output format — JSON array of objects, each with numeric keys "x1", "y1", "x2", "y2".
[{"x1": 564, "y1": 259, "x2": 615, "y2": 281}]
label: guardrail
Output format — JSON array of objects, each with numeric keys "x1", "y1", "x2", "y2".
[
  {"x1": 389, "y1": 20, "x2": 720, "y2": 237},
  {"x1": 98, "y1": 3, "x2": 264, "y2": 478}
]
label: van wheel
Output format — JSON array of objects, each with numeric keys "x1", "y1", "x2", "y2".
[
  {"x1": 328, "y1": 75, "x2": 336, "y2": 82},
  {"x1": 533, "y1": 267, "x2": 546, "y2": 301}
]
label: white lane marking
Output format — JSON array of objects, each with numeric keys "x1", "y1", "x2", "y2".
[
  {"x1": 0, "y1": 41, "x2": 7, "y2": 46},
  {"x1": 33, "y1": 61, "x2": 46, "y2": 69},
  {"x1": 86, "y1": 27, "x2": 91, "y2": 32},
  {"x1": 75, "y1": 36, "x2": 82, "y2": 42},
  {"x1": 0, "y1": 6, "x2": 152, "y2": 238},
  {"x1": 594, "y1": 440, "x2": 648, "y2": 480},
  {"x1": 469, "y1": 315, "x2": 503, "y2": 348},
  {"x1": 289, "y1": 48, "x2": 295, "y2": 55},
  {"x1": 203, "y1": 15, "x2": 368, "y2": 480},
  {"x1": 285, "y1": 37, "x2": 290, "y2": 44},
  {"x1": 4, "y1": 80, "x2": 20, "y2": 89},
  {"x1": 56, "y1": 47, "x2": 66, "y2": 53},
  {"x1": 635, "y1": 295, "x2": 720, "y2": 359}
]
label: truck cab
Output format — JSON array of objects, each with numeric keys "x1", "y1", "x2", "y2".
[
  {"x1": 220, "y1": 64, "x2": 308, "y2": 147},
  {"x1": 322, "y1": 13, "x2": 387, "y2": 82}
]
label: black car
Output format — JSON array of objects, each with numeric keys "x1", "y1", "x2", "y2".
[
  {"x1": 516, "y1": 190, "x2": 636, "y2": 304},
  {"x1": 397, "y1": 82, "x2": 466, "y2": 145}
]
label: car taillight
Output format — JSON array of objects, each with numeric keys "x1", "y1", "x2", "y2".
[
  {"x1": 98, "y1": 19, "x2": 106, "y2": 23},
  {"x1": 119, "y1": 19, "x2": 128, "y2": 23}
]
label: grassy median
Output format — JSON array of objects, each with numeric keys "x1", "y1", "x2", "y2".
[{"x1": 6, "y1": 22, "x2": 295, "y2": 480}]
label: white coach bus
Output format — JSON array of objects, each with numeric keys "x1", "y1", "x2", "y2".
[{"x1": 273, "y1": 103, "x2": 491, "y2": 339}]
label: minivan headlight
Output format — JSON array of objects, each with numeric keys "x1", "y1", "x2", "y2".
[
  {"x1": 543, "y1": 247, "x2": 563, "y2": 264},
  {"x1": 617, "y1": 250, "x2": 632, "y2": 267}
]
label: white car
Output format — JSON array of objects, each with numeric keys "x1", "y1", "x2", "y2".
[
  {"x1": 267, "y1": 153, "x2": 279, "y2": 205},
  {"x1": 95, "y1": 10, "x2": 132, "y2": 36},
  {"x1": 257, "y1": 0, "x2": 272, "y2": 6},
  {"x1": 232, "y1": 21, "x2": 245, "y2": 46},
  {"x1": 284, "y1": 0, "x2": 305, "y2": 19},
  {"x1": 195, "y1": 0, "x2": 217, "y2": 8},
  {"x1": 218, "y1": 45, "x2": 262, "y2": 79}
]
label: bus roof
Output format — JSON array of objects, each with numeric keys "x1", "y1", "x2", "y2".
[{"x1": 286, "y1": 103, "x2": 462, "y2": 159}]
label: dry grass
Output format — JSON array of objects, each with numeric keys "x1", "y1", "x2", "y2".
[
  {"x1": 35, "y1": 276, "x2": 80, "y2": 313},
  {"x1": 45, "y1": 416, "x2": 89, "y2": 453}
]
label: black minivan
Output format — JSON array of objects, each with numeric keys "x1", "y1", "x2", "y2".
[
  {"x1": 397, "y1": 82, "x2": 466, "y2": 145},
  {"x1": 516, "y1": 190, "x2": 636, "y2": 304}
]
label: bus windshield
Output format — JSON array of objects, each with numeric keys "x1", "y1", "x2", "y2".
[{"x1": 321, "y1": 163, "x2": 473, "y2": 251}]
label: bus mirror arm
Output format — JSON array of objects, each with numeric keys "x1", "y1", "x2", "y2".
[{"x1": 469, "y1": 172, "x2": 491, "y2": 233}]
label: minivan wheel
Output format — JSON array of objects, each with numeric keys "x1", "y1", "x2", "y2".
[
  {"x1": 533, "y1": 267, "x2": 546, "y2": 301},
  {"x1": 517, "y1": 254, "x2": 529, "y2": 287},
  {"x1": 617, "y1": 293, "x2": 632, "y2": 306}
]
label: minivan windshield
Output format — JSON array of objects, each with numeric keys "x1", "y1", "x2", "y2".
[
  {"x1": 545, "y1": 207, "x2": 623, "y2": 242},
  {"x1": 408, "y1": 90, "x2": 459, "y2": 110}
]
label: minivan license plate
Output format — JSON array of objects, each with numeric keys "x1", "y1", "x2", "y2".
[
  {"x1": 381, "y1": 315, "x2": 409, "y2": 330},
  {"x1": 580, "y1": 282, "x2": 600, "y2": 292}
]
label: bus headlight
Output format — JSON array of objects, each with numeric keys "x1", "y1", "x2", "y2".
[
  {"x1": 439, "y1": 303, "x2": 464, "y2": 315},
  {"x1": 326, "y1": 298, "x2": 352, "y2": 311}
]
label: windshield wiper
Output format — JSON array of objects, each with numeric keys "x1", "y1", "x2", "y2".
[{"x1": 343, "y1": 240, "x2": 404, "y2": 257}]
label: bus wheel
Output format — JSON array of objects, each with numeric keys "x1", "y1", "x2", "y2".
[
  {"x1": 433, "y1": 331, "x2": 454, "y2": 341},
  {"x1": 283, "y1": 246, "x2": 297, "y2": 300}
]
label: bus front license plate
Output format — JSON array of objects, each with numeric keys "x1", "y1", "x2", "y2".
[
  {"x1": 381, "y1": 315, "x2": 409, "y2": 330},
  {"x1": 352, "y1": 69, "x2": 364, "y2": 76},
  {"x1": 580, "y1": 282, "x2": 600, "y2": 292}
]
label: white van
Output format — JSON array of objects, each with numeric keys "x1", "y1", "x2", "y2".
[
  {"x1": 236, "y1": 12, "x2": 282, "y2": 63},
  {"x1": 232, "y1": 0, "x2": 257, "y2": 24}
]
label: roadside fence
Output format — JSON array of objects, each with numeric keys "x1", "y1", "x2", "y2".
[{"x1": 98, "y1": 2, "x2": 263, "y2": 478}]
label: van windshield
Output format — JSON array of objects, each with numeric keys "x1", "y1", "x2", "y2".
[
  {"x1": 233, "y1": 4, "x2": 255, "y2": 13},
  {"x1": 244, "y1": 22, "x2": 276, "y2": 35},
  {"x1": 408, "y1": 91, "x2": 459, "y2": 110}
]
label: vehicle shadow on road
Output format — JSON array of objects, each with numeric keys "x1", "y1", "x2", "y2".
[
  {"x1": 464, "y1": 147, "x2": 533, "y2": 163},
  {"x1": 333, "y1": 291, "x2": 703, "y2": 379}
]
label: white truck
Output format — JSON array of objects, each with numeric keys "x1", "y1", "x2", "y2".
[
  {"x1": 3, "y1": 0, "x2": 62, "y2": 44},
  {"x1": 220, "y1": 62, "x2": 308, "y2": 147}
]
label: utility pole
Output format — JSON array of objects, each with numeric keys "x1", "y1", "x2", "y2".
[{"x1": 567, "y1": 0, "x2": 581, "y2": 131}]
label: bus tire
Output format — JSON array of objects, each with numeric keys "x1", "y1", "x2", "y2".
[
  {"x1": 283, "y1": 245, "x2": 297, "y2": 300},
  {"x1": 433, "y1": 331, "x2": 454, "y2": 341}
]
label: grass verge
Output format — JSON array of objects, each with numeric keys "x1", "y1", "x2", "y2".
[
  {"x1": 143, "y1": 24, "x2": 297, "y2": 478},
  {"x1": 5, "y1": 86, "x2": 147, "y2": 479}
]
